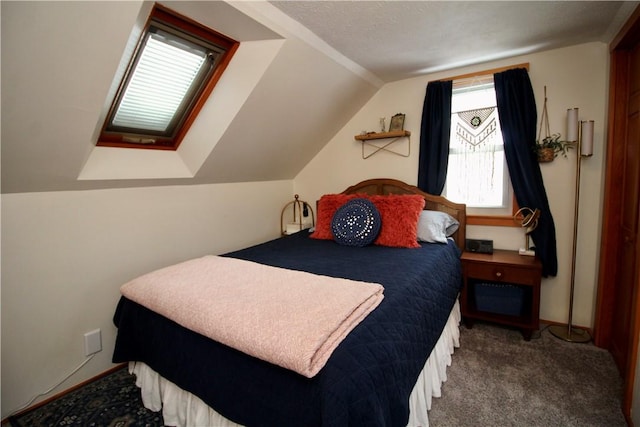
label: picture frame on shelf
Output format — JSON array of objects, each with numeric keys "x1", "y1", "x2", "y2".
[{"x1": 389, "y1": 113, "x2": 405, "y2": 132}]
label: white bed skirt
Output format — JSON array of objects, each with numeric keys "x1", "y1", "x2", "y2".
[{"x1": 129, "y1": 299, "x2": 461, "y2": 427}]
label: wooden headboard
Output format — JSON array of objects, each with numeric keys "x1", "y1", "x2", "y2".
[{"x1": 341, "y1": 178, "x2": 467, "y2": 250}]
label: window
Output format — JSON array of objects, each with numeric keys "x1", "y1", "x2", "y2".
[
  {"x1": 442, "y1": 72, "x2": 518, "y2": 226},
  {"x1": 98, "y1": 4, "x2": 239, "y2": 150}
]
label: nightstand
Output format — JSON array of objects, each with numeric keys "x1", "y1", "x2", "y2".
[{"x1": 460, "y1": 249, "x2": 542, "y2": 340}]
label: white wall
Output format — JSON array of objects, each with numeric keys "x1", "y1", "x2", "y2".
[
  {"x1": 0, "y1": 180, "x2": 292, "y2": 417},
  {"x1": 295, "y1": 42, "x2": 609, "y2": 329}
]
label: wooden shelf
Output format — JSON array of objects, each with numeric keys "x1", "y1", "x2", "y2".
[
  {"x1": 354, "y1": 130, "x2": 411, "y2": 141},
  {"x1": 354, "y1": 130, "x2": 411, "y2": 159}
]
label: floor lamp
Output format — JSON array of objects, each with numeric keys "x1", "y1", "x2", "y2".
[{"x1": 549, "y1": 108, "x2": 594, "y2": 343}]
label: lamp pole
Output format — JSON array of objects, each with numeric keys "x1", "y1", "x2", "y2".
[{"x1": 549, "y1": 110, "x2": 593, "y2": 343}]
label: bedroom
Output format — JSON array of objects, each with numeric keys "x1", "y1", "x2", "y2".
[{"x1": 1, "y1": 0, "x2": 639, "y2": 425}]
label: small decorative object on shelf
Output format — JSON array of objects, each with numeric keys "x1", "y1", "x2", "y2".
[
  {"x1": 379, "y1": 117, "x2": 386, "y2": 132},
  {"x1": 535, "y1": 86, "x2": 574, "y2": 162},
  {"x1": 281, "y1": 194, "x2": 315, "y2": 235},
  {"x1": 389, "y1": 113, "x2": 405, "y2": 132}
]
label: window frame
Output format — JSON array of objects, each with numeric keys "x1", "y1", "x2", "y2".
[
  {"x1": 97, "y1": 3, "x2": 239, "y2": 151},
  {"x1": 441, "y1": 63, "x2": 529, "y2": 227}
]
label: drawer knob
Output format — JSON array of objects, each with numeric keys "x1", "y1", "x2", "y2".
[{"x1": 495, "y1": 271, "x2": 503, "y2": 278}]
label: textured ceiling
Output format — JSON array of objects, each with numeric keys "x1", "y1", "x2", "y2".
[{"x1": 270, "y1": 1, "x2": 638, "y2": 82}]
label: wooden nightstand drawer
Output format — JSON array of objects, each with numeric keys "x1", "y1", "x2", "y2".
[{"x1": 464, "y1": 262, "x2": 538, "y2": 286}]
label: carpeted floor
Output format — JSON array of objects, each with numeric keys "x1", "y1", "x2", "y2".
[
  {"x1": 428, "y1": 322, "x2": 627, "y2": 426},
  {"x1": 7, "y1": 322, "x2": 627, "y2": 427},
  {"x1": 7, "y1": 366, "x2": 163, "y2": 427}
]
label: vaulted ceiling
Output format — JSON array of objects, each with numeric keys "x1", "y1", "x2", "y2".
[{"x1": 2, "y1": 1, "x2": 637, "y2": 194}]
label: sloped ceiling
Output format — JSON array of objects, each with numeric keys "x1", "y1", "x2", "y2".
[
  {"x1": 2, "y1": 1, "x2": 637, "y2": 194},
  {"x1": 1, "y1": 1, "x2": 378, "y2": 193}
]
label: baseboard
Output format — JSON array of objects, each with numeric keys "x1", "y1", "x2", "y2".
[{"x1": 2, "y1": 362, "x2": 127, "y2": 424}]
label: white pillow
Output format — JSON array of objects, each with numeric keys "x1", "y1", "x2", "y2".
[{"x1": 417, "y1": 210, "x2": 460, "y2": 243}]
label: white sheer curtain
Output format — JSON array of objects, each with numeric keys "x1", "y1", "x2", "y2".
[{"x1": 444, "y1": 84, "x2": 508, "y2": 209}]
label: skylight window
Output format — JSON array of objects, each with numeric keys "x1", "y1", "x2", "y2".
[
  {"x1": 98, "y1": 4, "x2": 239, "y2": 150},
  {"x1": 110, "y1": 28, "x2": 211, "y2": 133}
]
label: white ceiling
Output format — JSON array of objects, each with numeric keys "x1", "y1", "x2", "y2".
[{"x1": 270, "y1": 1, "x2": 638, "y2": 82}]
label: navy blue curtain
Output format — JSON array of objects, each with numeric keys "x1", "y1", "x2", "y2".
[
  {"x1": 418, "y1": 80, "x2": 452, "y2": 195},
  {"x1": 494, "y1": 68, "x2": 558, "y2": 276}
]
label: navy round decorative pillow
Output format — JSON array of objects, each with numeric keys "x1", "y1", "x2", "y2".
[{"x1": 331, "y1": 198, "x2": 381, "y2": 247}]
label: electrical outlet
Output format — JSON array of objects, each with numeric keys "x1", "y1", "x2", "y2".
[{"x1": 84, "y1": 329, "x2": 102, "y2": 356}]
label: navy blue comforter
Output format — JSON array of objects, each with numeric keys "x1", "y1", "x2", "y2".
[{"x1": 112, "y1": 231, "x2": 461, "y2": 426}]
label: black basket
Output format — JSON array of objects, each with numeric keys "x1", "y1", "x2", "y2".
[{"x1": 474, "y1": 282, "x2": 524, "y2": 316}]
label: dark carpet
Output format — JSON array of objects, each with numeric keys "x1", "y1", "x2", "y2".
[
  {"x1": 7, "y1": 323, "x2": 627, "y2": 427},
  {"x1": 7, "y1": 366, "x2": 163, "y2": 427}
]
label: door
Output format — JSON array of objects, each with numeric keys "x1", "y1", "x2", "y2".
[
  {"x1": 595, "y1": 5, "x2": 640, "y2": 421},
  {"x1": 611, "y1": 43, "x2": 640, "y2": 375}
]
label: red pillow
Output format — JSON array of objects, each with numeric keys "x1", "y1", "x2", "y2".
[
  {"x1": 309, "y1": 193, "x2": 360, "y2": 240},
  {"x1": 368, "y1": 194, "x2": 425, "y2": 248}
]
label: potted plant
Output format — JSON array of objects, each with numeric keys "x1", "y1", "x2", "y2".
[
  {"x1": 535, "y1": 86, "x2": 576, "y2": 162},
  {"x1": 534, "y1": 133, "x2": 574, "y2": 162}
]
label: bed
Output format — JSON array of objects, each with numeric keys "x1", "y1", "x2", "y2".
[{"x1": 112, "y1": 178, "x2": 466, "y2": 427}]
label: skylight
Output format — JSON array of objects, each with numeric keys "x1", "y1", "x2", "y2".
[{"x1": 98, "y1": 4, "x2": 239, "y2": 150}]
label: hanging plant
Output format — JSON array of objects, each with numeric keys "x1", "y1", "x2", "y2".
[
  {"x1": 535, "y1": 134, "x2": 574, "y2": 162},
  {"x1": 534, "y1": 86, "x2": 574, "y2": 162}
]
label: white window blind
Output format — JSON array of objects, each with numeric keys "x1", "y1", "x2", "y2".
[
  {"x1": 107, "y1": 24, "x2": 221, "y2": 139},
  {"x1": 112, "y1": 30, "x2": 208, "y2": 133}
]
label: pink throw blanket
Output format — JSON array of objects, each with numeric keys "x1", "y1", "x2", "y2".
[{"x1": 120, "y1": 255, "x2": 384, "y2": 378}]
